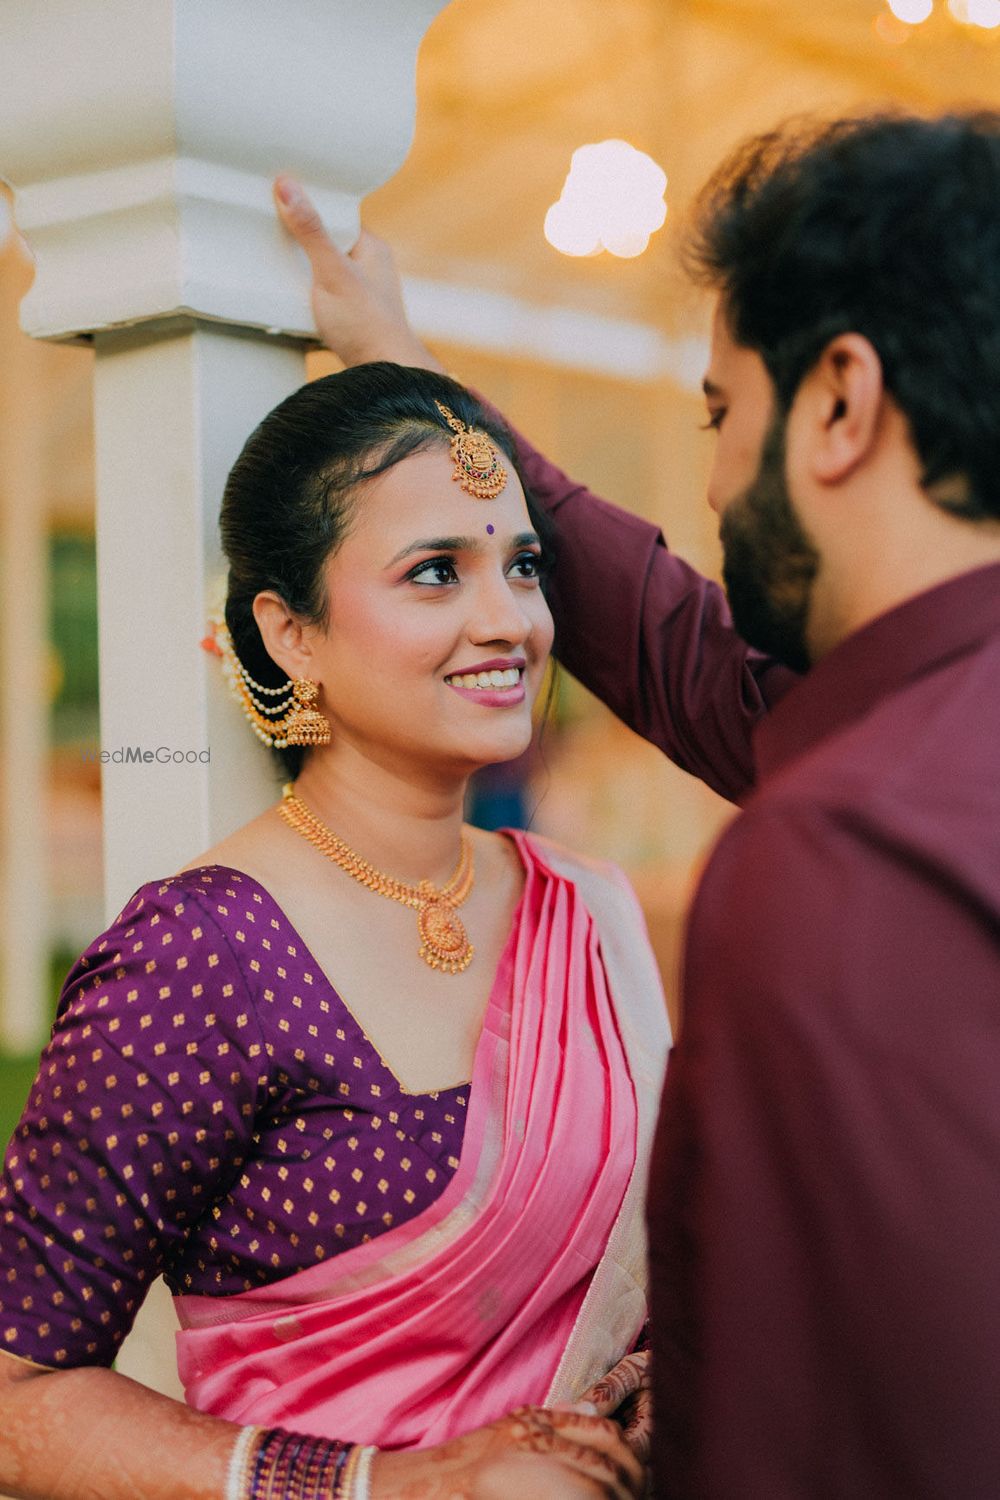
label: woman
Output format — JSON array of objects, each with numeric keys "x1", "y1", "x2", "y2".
[{"x1": 0, "y1": 363, "x2": 666, "y2": 1499}]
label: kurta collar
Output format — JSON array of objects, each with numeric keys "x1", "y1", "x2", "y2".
[{"x1": 754, "y1": 560, "x2": 1000, "y2": 782}]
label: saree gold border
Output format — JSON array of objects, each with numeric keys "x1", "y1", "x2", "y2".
[{"x1": 537, "y1": 839, "x2": 672, "y2": 1405}]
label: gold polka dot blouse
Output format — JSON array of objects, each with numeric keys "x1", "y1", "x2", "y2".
[{"x1": 0, "y1": 867, "x2": 469, "y2": 1368}]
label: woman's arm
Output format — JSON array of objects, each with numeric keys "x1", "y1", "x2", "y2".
[
  {"x1": 273, "y1": 179, "x2": 798, "y2": 804},
  {"x1": 0, "y1": 889, "x2": 263, "y2": 1499},
  {"x1": 0, "y1": 1351, "x2": 234, "y2": 1500},
  {"x1": 0, "y1": 1352, "x2": 642, "y2": 1500}
]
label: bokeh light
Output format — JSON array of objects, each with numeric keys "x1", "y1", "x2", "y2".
[
  {"x1": 951, "y1": 0, "x2": 1000, "y2": 23},
  {"x1": 544, "y1": 140, "x2": 668, "y2": 260},
  {"x1": 887, "y1": 0, "x2": 933, "y2": 20},
  {"x1": 874, "y1": 10, "x2": 912, "y2": 41}
]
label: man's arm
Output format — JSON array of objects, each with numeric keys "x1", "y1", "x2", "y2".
[
  {"x1": 649, "y1": 798, "x2": 1000, "y2": 1498},
  {"x1": 274, "y1": 181, "x2": 798, "y2": 804},
  {"x1": 508, "y1": 424, "x2": 797, "y2": 802}
]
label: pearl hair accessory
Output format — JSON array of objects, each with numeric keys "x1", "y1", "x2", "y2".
[{"x1": 205, "y1": 616, "x2": 331, "y2": 749}]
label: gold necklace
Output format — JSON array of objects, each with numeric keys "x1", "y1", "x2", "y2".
[{"x1": 278, "y1": 784, "x2": 475, "y2": 974}]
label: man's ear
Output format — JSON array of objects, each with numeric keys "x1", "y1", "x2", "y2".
[{"x1": 796, "y1": 333, "x2": 885, "y2": 485}]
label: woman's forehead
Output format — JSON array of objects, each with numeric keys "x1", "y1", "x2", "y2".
[{"x1": 346, "y1": 445, "x2": 530, "y2": 544}]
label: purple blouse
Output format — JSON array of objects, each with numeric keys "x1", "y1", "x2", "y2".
[{"x1": 0, "y1": 866, "x2": 469, "y2": 1369}]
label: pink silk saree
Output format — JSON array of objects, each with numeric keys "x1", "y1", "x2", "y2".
[{"x1": 175, "y1": 831, "x2": 670, "y2": 1448}]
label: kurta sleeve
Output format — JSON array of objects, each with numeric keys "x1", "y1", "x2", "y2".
[
  {"x1": 506, "y1": 421, "x2": 799, "y2": 804},
  {"x1": 0, "y1": 881, "x2": 268, "y2": 1368},
  {"x1": 648, "y1": 799, "x2": 1000, "y2": 1499}
]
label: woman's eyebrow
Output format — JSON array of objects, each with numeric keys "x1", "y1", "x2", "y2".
[
  {"x1": 386, "y1": 531, "x2": 540, "y2": 567},
  {"x1": 386, "y1": 536, "x2": 472, "y2": 567}
]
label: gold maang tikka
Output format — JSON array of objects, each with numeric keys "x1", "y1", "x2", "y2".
[
  {"x1": 207, "y1": 617, "x2": 332, "y2": 749},
  {"x1": 434, "y1": 402, "x2": 508, "y2": 499}
]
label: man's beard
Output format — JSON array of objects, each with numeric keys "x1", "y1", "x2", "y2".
[{"x1": 719, "y1": 413, "x2": 821, "y2": 674}]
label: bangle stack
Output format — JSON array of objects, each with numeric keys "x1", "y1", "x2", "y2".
[{"x1": 225, "y1": 1426, "x2": 379, "y2": 1499}]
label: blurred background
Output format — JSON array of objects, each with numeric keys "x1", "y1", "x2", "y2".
[{"x1": 2, "y1": 0, "x2": 999, "y2": 1142}]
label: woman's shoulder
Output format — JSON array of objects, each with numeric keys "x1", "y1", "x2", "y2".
[
  {"x1": 517, "y1": 831, "x2": 672, "y2": 1049},
  {"x1": 467, "y1": 825, "x2": 633, "y2": 908},
  {"x1": 69, "y1": 863, "x2": 274, "y2": 1012},
  {"x1": 174, "y1": 803, "x2": 280, "y2": 880},
  {"x1": 105, "y1": 862, "x2": 265, "y2": 935},
  {"x1": 513, "y1": 828, "x2": 635, "y2": 898}
]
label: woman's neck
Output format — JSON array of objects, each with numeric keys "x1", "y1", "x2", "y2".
[{"x1": 290, "y1": 742, "x2": 471, "y2": 888}]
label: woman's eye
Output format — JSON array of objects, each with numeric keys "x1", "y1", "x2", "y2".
[
  {"x1": 700, "y1": 409, "x2": 726, "y2": 432},
  {"x1": 507, "y1": 551, "x2": 543, "y2": 580},
  {"x1": 410, "y1": 557, "x2": 458, "y2": 586}
]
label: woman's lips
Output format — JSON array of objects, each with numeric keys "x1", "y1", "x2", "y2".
[{"x1": 444, "y1": 665, "x2": 526, "y2": 707}]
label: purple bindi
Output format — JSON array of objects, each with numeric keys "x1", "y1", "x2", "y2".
[{"x1": 486, "y1": 523, "x2": 495, "y2": 535}]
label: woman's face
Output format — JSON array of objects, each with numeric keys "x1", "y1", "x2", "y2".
[{"x1": 303, "y1": 443, "x2": 554, "y2": 779}]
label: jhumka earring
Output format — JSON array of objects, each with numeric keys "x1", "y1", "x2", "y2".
[
  {"x1": 206, "y1": 617, "x2": 332, "y2": 749},
  {"x1": 434, "y1": 402, "x2": 508, "y2": 499}
]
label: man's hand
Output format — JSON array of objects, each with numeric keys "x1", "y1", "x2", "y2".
[{"x1": 273, "y1": 175, "x2": 443, "y2": 373}]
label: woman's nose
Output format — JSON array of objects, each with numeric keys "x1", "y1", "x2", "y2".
[{"x1": 467, "y1": 575, "x2": 532, "y2": 646}]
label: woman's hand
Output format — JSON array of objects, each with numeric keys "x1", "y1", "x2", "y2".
[
  {"x1": 370, "y1": 1405, "x2": 645, "y2": 1499},
  {"x1": 273, "y1": 175, "x2": 443, "y2": 373},
  {"x1": 578, "y1": 1350, "x2": 653, "y2": 1463}
]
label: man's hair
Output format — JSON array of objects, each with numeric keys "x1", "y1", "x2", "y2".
[{"x1": 687, "y1": 111, "x2": 1000, "y2": 521}]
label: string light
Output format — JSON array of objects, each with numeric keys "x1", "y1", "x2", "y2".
[{"x1": 544, "y1": 140, "x2": 667, "y2": 260}]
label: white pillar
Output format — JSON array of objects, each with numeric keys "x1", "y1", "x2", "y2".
[
  {"x1": 1, "y1": 0, "x2": 446, "y2": 1395},
  {"x1": 0, "y1": 235, "x2": 49, "y2": 1054},
  {"x1": 91, "y1": 322, "x2": 303, "y2": 903},
  {"x1": 1, "y1": 0, "x2": 446, "y2": 909}
]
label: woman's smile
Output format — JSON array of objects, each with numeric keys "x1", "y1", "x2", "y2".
[{"x1": 444, "y1": 656, "x2": 526, "y2": 705}]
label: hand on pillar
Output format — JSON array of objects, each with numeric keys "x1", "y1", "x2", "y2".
[{"x1": 274, "y1": 176, "x2": 444, "y2": 374}]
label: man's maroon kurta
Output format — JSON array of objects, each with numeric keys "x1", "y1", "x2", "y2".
[{"x1": 515, "y1": 431, "x2": 1000, "y2": 1498}]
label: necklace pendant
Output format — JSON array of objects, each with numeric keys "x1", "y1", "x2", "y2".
[
  {"x1": 418, "y1": 896, "x2": 474, "y2": 975},
  {"x1": 279, "y1": 789, "x2": 475, "y2": 974}
]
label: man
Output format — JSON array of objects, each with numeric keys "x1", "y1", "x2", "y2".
[{"x1": 276, "y1": 109, "x2": 1000, "y2": 1496}]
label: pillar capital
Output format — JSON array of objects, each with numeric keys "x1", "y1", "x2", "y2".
[{"x1": 0, "y1": 0, "x2": 445, "y2": 341}]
